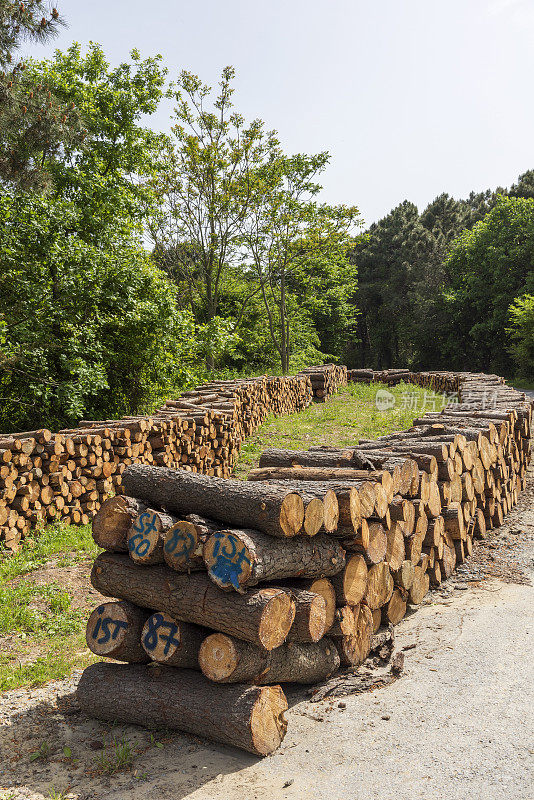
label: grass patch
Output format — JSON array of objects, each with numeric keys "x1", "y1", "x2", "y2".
[
  {"x1": 0, "y1": 522, "x2": 98, "y2": 582},
  {"x1": 0, "y1": 523, "x2": 100, "y2": 693},
  {"x1": 233, "y1": 381, "x2": 429, "y2": 478},
  {"x1": 0, "y1": 581, "x2": 85, "y2": 636},
  {"x1": 509, "y1": 377, "x2": 534, "y2": 391},
  {"x1": 94, "y1": 738, "x2": 135, "y2": 775},
  {"x1": 0, "y1": 637, "x2": 96, "y2": 693}
]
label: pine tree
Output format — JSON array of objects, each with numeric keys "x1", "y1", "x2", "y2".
[{"x1": 0, "y1": 1, "x2": 83, "y2": 188}]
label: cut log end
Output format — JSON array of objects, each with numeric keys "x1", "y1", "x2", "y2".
[
  {"x1": 305, "y1": 578, "x2": 336, "y2": 631},
  {"x1": 128, "y1": 509, "x2": 164, "y2": 564},
  {"x1": 280, "y1": 493, "x2": 305, "y2": 536},
  {"x1": 303, "y1": 497, "x2": 325, "y2": 536},
  {"x1": 77, "y1": 662, "x2": 287, "y2": 756},
  {"x1": 198, "y1": 632, "x2": 240, "y2": 682},
  {"x1": 258, "y1": 589, "x2": 296, "y2": 650},
  {"x1": 85, "y1": 601, "x2": 149, "y2": 663},
  {"x1": 251, "y1": 686, "x2": 289, "y2": 755},
  {"x1": 321, "y1": 490, "x2": 339, "y2": 533},
  {"x1": 92, "y1": 495, "x2": 144, "y2": 552},
  {"x1": 163, "y1": 521, "x2": 200, "y2": 571},
  {"x1": 289, "y1": 592, "x2": 326, "y2": 642}
]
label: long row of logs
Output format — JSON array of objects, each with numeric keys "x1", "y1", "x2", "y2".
[
  {"x1": 79, "y1": 372, "x2": 531, "y2": 755},
  {"x1": 0, "y1": 374, "x2": 314, "y2": 551},
  {"x1": 348, "y1": 368, "x2": 461, "y2": 395}
]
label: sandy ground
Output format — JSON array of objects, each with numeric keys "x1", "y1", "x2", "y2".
[{"x1": 1, "y1": 483, "x2": 533, "y2": 800}]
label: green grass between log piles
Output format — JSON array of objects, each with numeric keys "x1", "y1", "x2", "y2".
[
  {"x1": 233, "y1": 381, "x2": 428, "y2": 479},
  {"x1": 0, "y1": 381, "x2": 430, "y2": 693}
]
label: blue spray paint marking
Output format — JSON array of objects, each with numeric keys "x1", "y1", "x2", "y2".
[
  {"x1": 128, "y1": 531, "x2": 152, "y2": 557},
  {"x1": 133, "y1": 511, "x2": 159, "y2": 536},
  {"x1": 164, "y1": 529, "x2": 195, "y2": 560},
  {"x1": 143, "y1": 614, "x2": 181, "y2": 655},
  {"x1": 91, "y1": 612, "x2": 129, "y2": 644},
  {"x1": 209, "y1": 531, "x2": 251, "y2": 591},
  {"x1": 128, "y1": 511, "x2": 159, "y2": 557},
  {"x1": 143, "y1": 612, "x2": 164, "y2": 650}
]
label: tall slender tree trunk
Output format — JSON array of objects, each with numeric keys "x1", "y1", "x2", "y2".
[{"x1": 280, "y1": 267, "x2": 289, "y2": 374}]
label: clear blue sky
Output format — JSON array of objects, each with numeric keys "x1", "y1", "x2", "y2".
[{"x1": 24, "y1": 0, "x2": 534, "y2": 225}]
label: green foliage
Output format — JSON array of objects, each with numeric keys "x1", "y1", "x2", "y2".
[
  {"x1": 508, "y1": 294, "x2": 534, "y2": 378},
  {"x1": 149, "y1": 67, "x2": 278, "y2": 358},
  {"x1": 149, "y1": 67, "x2": 360, "y2": 374},
  {"x1": 94, "y1": 739, "x2": 134, "y2": 774},
  {"x1": 0, "y1": 1, "x2": 86, "y2": 189},
  {"x1": 351, "y1": 200, "x2": 435, "y2": 368},
  {"x1": 0, "y1": 44, "x2": 209, "y2": 431},
  {"x1": 245, "y1": 151, "x2": 362, "y2": 372},
  {"x1": 29, "y1": 742, "x2": 51, "y2": 762},
  {"x1": 445, "y1": 196, "x2": 534, "y2": 373},
  {"x1": 0, "y1": 522, "x2": 99, "y2": 692},
  {"x1": 0, "y1": 191, "x2": 198, "y2": 431},
  {"x1": 27, "y1": 42, "x2": 168, "y2": 238},
  {"x1": 0, "y1": 643, "x2": 94, "y2": 692},
  {"x1": 352, "y1": 177, "x2": 534, "y2": 373},
  {"x1": 0, "y1": 522, "x2": 97, "y2": 582}
]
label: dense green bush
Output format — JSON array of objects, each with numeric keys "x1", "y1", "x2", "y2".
[{"x1": 0, "y1": 193, "x2": 201, "y2": 432}]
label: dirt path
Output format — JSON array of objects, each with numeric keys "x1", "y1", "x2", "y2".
[{"x1": 1, "y1": 488, "x2": 533, "y2": 800}]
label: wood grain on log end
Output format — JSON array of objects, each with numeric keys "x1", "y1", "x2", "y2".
[
  {"x1": 92, "y1": 495, "x2": 145, "y2": 552},
  {"x1": 331, "y1": 554, "x2": 368, "y2": 605}
]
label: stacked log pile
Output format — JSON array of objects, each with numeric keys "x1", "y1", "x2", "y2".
[
  {"x1": 348, "y1": 368, "x2": 460, "y2": 395},
  {"x1": 0, "y1": 429, "x2": 76, "y2": 551},
  {"x1": 76, "y1": 369, "x2": 532, "y2": 755},
  {"x1": 0, "y1": 375, "x2": 312, "y2": 551},
  {"x1": 299, "y1": 364, "x2": 348, "y2": 401},
  {"x1": 1, "y1": 370, "x2": 530, "y2": 556},
  {"x1": 80, "y1": 466, "x2": 345, "y2": 754}
]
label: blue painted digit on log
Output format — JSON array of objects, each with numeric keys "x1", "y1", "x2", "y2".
[
  {"x1": 164, "y1": 529, "x2": 195, "y2": 561},
  {"x1": 143, "y1": 613, "x2": 164, "y2": 651},
  {"x1": 91, "y1": 609, "x2": 128, "y2": 645},
  {"x1": 159, "y1": 621, "x2": 181, "y2": 656},
  {"x1": 209, "y1": 534, "x2": 251, "y2": 591}
]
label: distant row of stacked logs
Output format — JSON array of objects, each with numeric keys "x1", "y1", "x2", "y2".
[
  {"x1": 348, "y1": 367, "x2": 462, "y2": 395},
  {"x1": 0, "y1": 371, "x2": 323, "y2": 551},
  {"x1": 77, "y1": 370, "x2": 532, "y2": 755},
  {"x1": 299, "y1": 364, "x2": 348, "y2": 401}
]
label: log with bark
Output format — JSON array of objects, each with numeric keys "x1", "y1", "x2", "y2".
[
  {"x1": 203, "y1": 528, "x2": 345, "y2": 592},
  {"x1": 364, "y1": 563, "x2": 394, "y2": 610},
  {"x1": 282, "y1": 577, "x2": 337, "y2": 633},
  {"x1": 283, "y1": 589, "x2": 326, "y2": 642},
  {"x1": 127, "y1": 508, "x2": 177, "y2": 565},
  {"x1": 91, "y1": 552, "x2": 295, "y2": 651},
  {"x1": 330, "y1": 554, "x2": 368, "y2": 605},
  {"x1": 140, "y1": 612, "x2": 206, "y2": 668},
  {"x1": 160, "y1": 514, "x2": 220, "y2": 572},
  {"x1": 85, "y1": 601, "x2": 150, "y2": 663},
  {"x1": 199, "y1": 634, "x2": 340, "y2": 684},
  {"x1": 77, "y1": 662, "x2": 288, "y2": 756},
  {"x1": 258, "y1": 448, "x2": 375, "y2": 471},
  {"x1": 122, "y1": 465, "x2": 309, "y2": 538},
  {"x1": 92, "y1": 495, "x2": 146, "y2": 552},
  {"x1": 382, "y1": 588, "x2": 408, "y2": 625}
]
